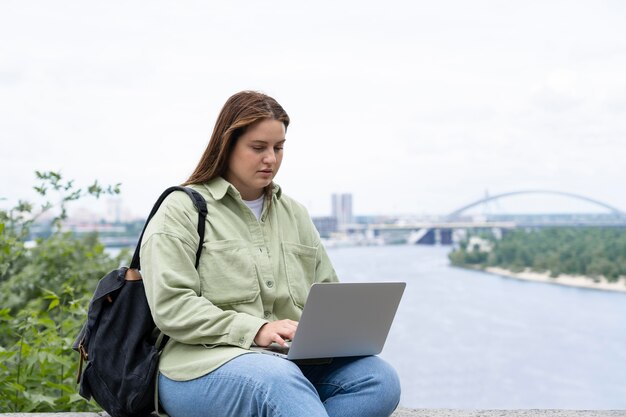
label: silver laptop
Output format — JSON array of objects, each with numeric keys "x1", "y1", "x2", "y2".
[{"x1": 251, "y1": 282, "x2": 406, "y2": 360}]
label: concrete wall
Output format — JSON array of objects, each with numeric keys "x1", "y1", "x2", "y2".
[{"x1": 1, "y1": 410, "x2": 626, "y2": 417}]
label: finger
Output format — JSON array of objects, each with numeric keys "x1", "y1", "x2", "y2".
[
  {"x1": 277, "y1": 326, "x2": 297, "y2": 341},
  {"x1": 273, "y1": 334, "x2": 288, "y2": 347},
  {"x1": 280, "y1": 320, "x2": 298, "y2": 332}
]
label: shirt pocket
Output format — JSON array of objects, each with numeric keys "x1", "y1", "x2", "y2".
[
  {"x1": 199, "y1": 239, "x2": 260, "y2": 307},
  {"x1": 282, "y1": 242, "x2": 318, "y2": 309}
]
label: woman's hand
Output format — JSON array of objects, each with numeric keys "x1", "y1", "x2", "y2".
[{"x1": 254, "y1": 319, "x2": 298, "y2": 347}]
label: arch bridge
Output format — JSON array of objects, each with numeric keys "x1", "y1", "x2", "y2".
[
  {"x1": 350, "y1": 190, "x2": 626, "y2": 245},
  {"x1": 446, "y1": 189, "x2": 625, "y2": 221}
]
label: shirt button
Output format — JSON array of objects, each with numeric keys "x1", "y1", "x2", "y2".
[
  {"x1": 266, "y1": 280, "x2": 274, "y2": 288},
  {"x1": 238, "y1": 337, "x2": 245, "y2": 346},
  {"x1": 264, "y1": 311, "x2": 271, "y2": 318}
]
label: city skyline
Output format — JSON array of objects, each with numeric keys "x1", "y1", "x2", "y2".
[{"x1": 53, "y1": 187, "x2": 626, "y2": 225}]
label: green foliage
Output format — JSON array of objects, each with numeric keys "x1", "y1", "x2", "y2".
[
  {"x1": 448, "y1": 245, "x2": 488, "y2": 265},
  {"x1": 0, "y1": 292, "x2": 97, "y2": 412},
  {"x1": 0, "y1": 171, "x2": 128, "y2": 411},
  {"x1": 449, "y1": 227, "x2": 626, "y2": 283}
]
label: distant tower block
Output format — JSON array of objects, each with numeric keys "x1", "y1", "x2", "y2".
[
  {"x1": 332, "y1": 193, "x2": 353, "y2": 230},
  {"x1": 105, "y1": 198, "x2": 123, "y2": 223}
]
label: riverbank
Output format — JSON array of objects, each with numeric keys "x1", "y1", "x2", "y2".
[{"x1": 483, "y1": 266, "x2": 626, "y2": 293}]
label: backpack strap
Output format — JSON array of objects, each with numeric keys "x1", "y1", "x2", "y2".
[{"x1": 129, "y1": 186, "x2": 208, "y2": 271}]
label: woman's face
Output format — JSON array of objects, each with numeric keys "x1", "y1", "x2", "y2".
[{"x1": 225, "y1": 118, "x2": 286, "y2": 200}]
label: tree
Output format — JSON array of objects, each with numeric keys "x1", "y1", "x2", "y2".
[{"x1": 448, "y1": 227, "x2": 626, "y2": 284}]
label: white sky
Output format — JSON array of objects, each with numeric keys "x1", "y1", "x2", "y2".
[{"x1": 1, "y1": 0, "x2": 626, "y2": 218}]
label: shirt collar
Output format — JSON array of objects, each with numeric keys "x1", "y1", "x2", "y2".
[{"x1": 203, "y1": 177, "x2": 282, "y2": 201}]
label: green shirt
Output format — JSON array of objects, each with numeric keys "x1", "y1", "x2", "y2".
[{"x1": 140, "y1": 177, "x2": 339, "y2": 380}]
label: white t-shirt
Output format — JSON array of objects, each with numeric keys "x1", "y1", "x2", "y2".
[{"x1": 243, "y1": 195, "x2": 265, "y2": 220}]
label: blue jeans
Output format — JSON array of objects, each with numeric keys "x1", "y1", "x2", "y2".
[{"x1": 158, "y1": 353, "x2": 401, "y2": 417}]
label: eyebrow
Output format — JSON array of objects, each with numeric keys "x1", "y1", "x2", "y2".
[{"x1": 250, "y1": 139, "x2": 286, "y2": 144}]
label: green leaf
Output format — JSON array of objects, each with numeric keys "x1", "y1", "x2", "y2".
[
  {"x1": 23, "y1": 391, "x2": 57, "y2": 406},
  {"x1": 33, "y1": 185, "x2": 47, "y2": 196},
  {"x1": 43, "y1": 380, "x2": 75, "y2": 394},
  {"x1": 6, "y1": 381, "x2": 26, "y2": 393},
  {"x1": 42, "y1": 289, "x2": 59, "y2": 300},
  {"x1": 0, "y1": 350, "x2": 17, "y2": 361}
]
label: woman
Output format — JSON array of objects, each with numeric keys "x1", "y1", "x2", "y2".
[{"x1": 140, "y1": 90, "x2": 401, "y2": 417}]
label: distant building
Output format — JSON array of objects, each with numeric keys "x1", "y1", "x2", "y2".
[
  {"x1": 105, "y1": 197, "x2": 139, "y2": 223},
  {"x1": 311, "y1": 216, "x2": 337, "y2": 238},
  {"x1": 106, "y1": 198, "x2": 123, "y2": 223},
  {"x1": 332, "y1": 193, "x2": 353, "y2": 229}
]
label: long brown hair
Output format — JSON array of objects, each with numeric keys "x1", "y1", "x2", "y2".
[{"x1": 183, "y1": 91, "x2": 290, "y2": 191}]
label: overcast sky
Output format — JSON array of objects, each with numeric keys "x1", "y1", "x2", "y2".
[{"x1": 2, "y1": 0, "x2": 625, "y2": 218}]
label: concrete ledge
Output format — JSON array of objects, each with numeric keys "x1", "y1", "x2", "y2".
[
  {"x1": 1, "y1": 410, "x2": 626, "y2": 417},
  {"x1": 394, "y1": 410, "x2": 626, "y2": 416}
]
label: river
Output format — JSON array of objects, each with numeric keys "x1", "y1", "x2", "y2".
[{"x1": 326, "y1": 244, "x2": 626, "y2": 410}]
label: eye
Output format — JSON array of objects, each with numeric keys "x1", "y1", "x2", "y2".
[{"x1": 252, "y1": 146, "x2": 264, "y2": 152}]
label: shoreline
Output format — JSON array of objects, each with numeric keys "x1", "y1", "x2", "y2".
[{"x1": 468, "y1": 265, "x2": 626, "y2": 293}]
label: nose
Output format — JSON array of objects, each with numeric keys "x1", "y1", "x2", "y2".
[{"x1": 263, "y1": 150, "x2": 277, "y2": 164}]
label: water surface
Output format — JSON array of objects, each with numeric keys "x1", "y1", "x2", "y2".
[{"x1": 327, "y1": 245, "x2": 626, "y2": 410}]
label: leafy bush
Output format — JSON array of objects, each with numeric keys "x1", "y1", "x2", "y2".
[{"x1": 0, "y1": 171, "x2": 128, "y2": 411}]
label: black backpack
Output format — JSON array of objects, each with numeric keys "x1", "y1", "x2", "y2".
[{"x1": 73, "y1": 186, "x2": 207, "y2": 417}]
